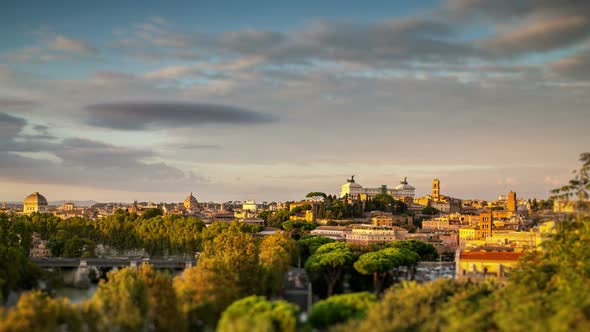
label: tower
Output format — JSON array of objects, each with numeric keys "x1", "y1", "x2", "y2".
[
  {"x1": 479, "y1": 211, "x2": 493, "y2": 239},
  {"x1": 432, "y1": 178, "x2": 440, "y2": 200},
  {"x1": 507, "y1": 191, "x2": 517, "y2": 212}
]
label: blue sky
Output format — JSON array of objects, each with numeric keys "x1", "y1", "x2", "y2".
[{"x1": 1, "y1": 0, "x2": 589, "y2": 202}]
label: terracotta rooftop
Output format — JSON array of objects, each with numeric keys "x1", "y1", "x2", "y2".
[
  {"x1": 314, "y1": 226, "x2": 347, "y2": 231},
  {"x1": 460, "y1": 251, "x2": 524, "y2": 261}
]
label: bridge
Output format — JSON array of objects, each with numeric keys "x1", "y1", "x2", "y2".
[{"x1": 31, "y1": 257, "x2": 197, "y2": 269}]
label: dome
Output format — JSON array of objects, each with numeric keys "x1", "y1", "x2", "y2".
[
  {"x1": 395, "y1": 183, "x2": 415, "y2": 190},
  {"x1": 24, "y1": 192, "x2": 48, "y2": 206},
  {"x1": 342, "y1": 181, "x2": 362, "y2": 189},
  {"x1": 184, "y1": 192, "x2": 198, "y2": 209},
  {"x1": 395, "y1": 177, "x2": 415, "y2": 190}
]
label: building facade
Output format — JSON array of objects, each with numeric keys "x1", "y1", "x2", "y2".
[
  {"x1": 23, "y1": 192, "x2": 48, "y2": 215},
  {"x1": 340, "y1": 176, "x2": 416, "y2": 200},
  {"x1": 345, "y1": 224, "x2": 409, "y2": 245}
]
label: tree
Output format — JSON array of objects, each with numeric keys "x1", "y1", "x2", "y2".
[
  {"x1": 298, "y1": 235, "x2": 335, "y2": 264},
  {"x1": 306, "y1": 192, "x2": 327, "y2": 199},
  {"x1": 282, "y1": 221, "x2": 316, "y2": 238},
  {"x1": 353, "y1": 251, "x2": 398, "y2": 293},
  {"x1": 217, "y1": 296, "x2": 299, "y2": 332},
  {"x1": 422, "y1": 206, "x2": 438, "y2": 216},
  {"x1": 308, "y1": 292, "x2": 377, "y2": 330},
  {"x1": 551, "y1": 152, "x2": 590, "y2": 201},
  {"x1": 141, "y1": 208, "x2": 163, "y2": 219},
  {"x1": 174, "y1": 224, "x2": 262, "y2": 327},
  {"x1": 0, "y1": 291, "x2": 84, "y2": 332},
  {"x1": 370, "y1": 194, "x2": 408, "y2": 214},
  {"x1": 259, "y1": 233, "x2": 298, "y2": 296},
  {"x1": 341, "y1": 279, "x2": 467, "y2": 332},
  {"x1": 305, "y1": 242, "x2": 353, "y2": 297},
  {"x1": 385, "y1": 240, "x2": 438, "y2": 261},
  {"x1": 89, "y1": 268, "x2": 149, "y2": 332},
  {"x1": 62, "y1": 236, "x2": 96, "y2": 258},
  {"x1": 137, "y1": 264, "x2": 185, "y2": 332},
  {"x1": 0, "y1": 214, "x2": 41, "y2": 301}
]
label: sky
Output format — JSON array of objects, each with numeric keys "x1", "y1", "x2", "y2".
[{"x1": 1, "y1": 0, "x2": 589, "y2": 203}]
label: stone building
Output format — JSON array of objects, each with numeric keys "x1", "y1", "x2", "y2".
[
  {"x1": 183, "y1": 192, "x2": 199, "y2": 211},
  {"x1": 23, "y1": 192, "x2": 48, "y2": 215}
]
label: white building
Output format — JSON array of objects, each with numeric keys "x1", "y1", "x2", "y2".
[
  {"x1": 340, "y1": 176, "x2": 416, "y2": 199},
  {"x1": 345, "y1": 224, "x2": 409, "y2": 244},
  {"x1": 242, "y1": 200, "x2": 258, "y2": 213},
  {"x1": 311, "y1": 226, "x2": 349, "y2": 241}
]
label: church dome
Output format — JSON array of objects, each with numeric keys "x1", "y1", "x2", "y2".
[
  {"x1": 24, "y1": 192, "x2": 48, "y2": 206},
  {"x1": 184, "y1": 192, "x2": 198, "y2": 209}
]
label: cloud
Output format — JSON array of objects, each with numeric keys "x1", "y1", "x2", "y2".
[
  {"x1": 544, "y1": 176, "x2": 563, "y2": 186},
  {"x1": 447, "y1": 0, "x2": 590, "y2": 56},
  {"x1": 0, "y1": 113, "x2": 205, "y2": 192},
  {"x1": 84, "y1": 101, "x2": 276, "y2": 130},
  {"x1": 0, "y1": 97, "x2": 36, "y2": 110},
  {"x1": 481, "y1": 15, "x2": 590, "y2": 56},
  {"x1": 0, "y1": 30, "x2": 98, "y2": 63},
  {"x1": 218, "y1": 30, "x2": 287, "y2": 54},
  {"x1": 446, "y1": 0, "x2": 590, "y2": 20},
  {"x1": 216, "y1": 18, "x2": 477, "y2": 65},
  {"x1": 0, "y1": 150, "x2": 204, "y2": 192},
  {"x1": 51, "y1": 35, "x2": 98, "y2": 55},
  {"x1": 0, "y1": 112, "x2": 27, "y2": 138},
  {"x1": 176, "y1": 143, "x2": 222, "y2": 150},
  {"x1": 551, "y1": 47, "x2": 590, "y2": 80},
  {"x1": 114, "y1": 16, "x2": 477, "y2": 67},
  {"x1": 496, "y1": 177, "x2": 521, "y2": 186}
]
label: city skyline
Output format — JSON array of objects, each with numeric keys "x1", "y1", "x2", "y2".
[{"x1": 2, "y1": 0, "x2": 589, "y2": 202}]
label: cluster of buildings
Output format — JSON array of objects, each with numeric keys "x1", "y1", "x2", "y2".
[
  {"x1": 4, "y1": 192, "x2": 268, "y2": 227},
  {"x1": 335, "y1": 176, "x2": 570, "y2": 280},
  {"x1": 6, "y1": 174, "x2": 584, "y2": 281}
]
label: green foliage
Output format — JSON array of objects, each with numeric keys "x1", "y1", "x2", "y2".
[
  {"x1": 218, "y1": 296, "x2": 299, "y2": 332},
  {"x1": 141, "y1": 208, "x2": 163, "y2": 219},
  {"x1": 259, "y1": 209, "x2": 292, "y2": 228},
  {"x1": 0, "y1": 291, "x2": 83, "y2": 332},
  {"x1": 340, "y1": 213, "x2": 590, "y2": 331},
  {"x1": 282, "y1": 220, "x2": 316, "y2": 239},
  {"x1": 305, "y1": 242, "x2": 353, "y2": 297},
  {"x1": 326, "y1": 197, "x2": 364, "y2": 220},
  {"x1": 174, "y1": 222, "x2": 284, "y2": 329},
  {"x1": 551, "y1": 152, "x2": 590, "y2": 202},
  {"x1": 530, "y1": 198, "x2": 554, "y2": 211},
  {"x1": 385, "y1": 239, "x2": 439, "y2": 261},
  {"x1": 259, "y1": 233, "x2": 298, "y2": 296},
  {"x1": 0, "y1": 213, "x2": 41, "y2": 301},
  {"x1": 137, "y1": 264, "x2": 185, "y2": 332},
  {"x1": 366, "y1": 194, "x2": 408, "y2": 214},
  {"x1": 421, "y1": 206, "x2": 438, "y2": 215},
  {"x1": 308, "y1": 292, "x2": 377, "y2": 330},
  {"x1": 89, "y1": 268, "x2": 150, "y2": 332},
  {"x1": 492, "y1": 215, "x2": 590, "y2": 331},
  {"x1": 345, "y1": 279, "x2": 467, "y2": 332},
  {"x1": 62, "y1": 236, "x2": 96, "y2": 257},
  {"x1": 291, "y1": 204, "x2": 312, "y2": 214},
  {"x1": 354, "y1": 247, "x2": 420, "y2": 293},
  {"x1": 17, "y1": 212, "x2": 206, "y2": 257},
  {"x1": 298, "y1": 235, "x2": 335, "y2": 264},
  {"x1": 306, "y1": 192, "x2": 327, "y2": 198}
]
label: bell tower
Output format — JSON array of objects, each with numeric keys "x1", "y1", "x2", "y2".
[
  {"x1": 507, "y1": 191, "x2": 517, "y2": 212},
  {"x1": 432, "y1": 178, "x2": 440, "y2": 200}
]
